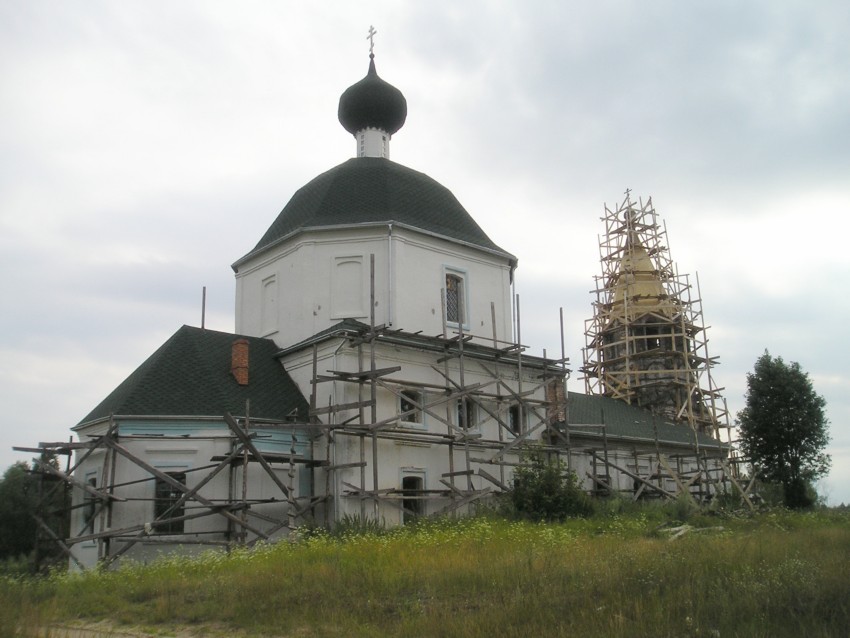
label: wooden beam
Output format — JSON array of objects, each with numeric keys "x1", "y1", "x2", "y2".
[
  {"x1": 324, "y1": 366, "x2": 402, "y2": 380},
  {"x1": 32, "y1": 514, "x2": 84, "y2": 570},
  {"x1": 33, "y1": 459, "x2": 126, "y2": 502},
  {"x1": 658, "y1": 454, "x2": 696, "y2": 502},
  {"x1": 590, "y1": 451, "x2": 675, "y2": 499},
  {"x1": 436, "y1": 487, "x2": 492, "y2": 516},
  {"x1": 310, "y1": 399, "x2": 375, "y2": 416},
  {"x1": 477, "y1": 468, "x2": 509, "y2": 491},
  {"x1": 326, "y1": 462, "x2": 367, "y2": 471},
  {"x1": 224, "y1": 412, "x2": 291, "y2": 499},
  {"x1": 103, "y1": 437, "x2": 269, "y2": 539}
]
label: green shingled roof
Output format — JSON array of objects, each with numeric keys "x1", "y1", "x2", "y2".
[
  {"x1": 78, "y1": 326, "x2": 309, "y2": 425},
  {"x1": 567, "y1": 391, "x2": 725, "y2": 449},
  {"x1": 235, "y1": 157, "x2": 512, "y2": 267}
]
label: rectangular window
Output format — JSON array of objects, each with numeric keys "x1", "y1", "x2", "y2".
[
  {"x1": 401, "y1": 473, "x2": 425, "y2": 525},
  {"x1": 508, "y1": 404, "x2": 523, "y2": 435},
  {"x1": 445, "y1": 271, "x2": 466, "y2": 325},
  {"x1": 399, "y1": 389, "x2": 423, "y2": 426},
  {"x1": 83, "y1": 475, "x2": 98, "y2": 535},
  {"x1": 457, "y1": 398, "x2": 477, "y2": 430},
  {"x1": 154, "y1": 471, "x2": 186, "y2": 534}
]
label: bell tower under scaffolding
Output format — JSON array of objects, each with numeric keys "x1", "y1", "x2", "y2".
[{"x1": 582, "y1": 193, "x2": 731, "y2": 440}]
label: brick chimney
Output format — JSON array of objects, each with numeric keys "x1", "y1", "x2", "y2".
[{"x1": 231, "y1": 339, "x2": 249, "y2": 386}]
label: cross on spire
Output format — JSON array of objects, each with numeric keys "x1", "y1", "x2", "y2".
[{"x1": 367, "y1": 25, "x2": 377, "y2": 56}]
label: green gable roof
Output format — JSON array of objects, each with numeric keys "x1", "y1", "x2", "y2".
[
  {"x1": 78, "y1": 326, "x2": 309, "y2": 425},
  {"x1": 567, "y1": 391, "x2": 725, "y2": 449},
  {"x1": 234, "y1": 157, "x2": 513, "y2": 268}
]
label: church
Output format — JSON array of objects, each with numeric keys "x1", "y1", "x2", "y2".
[{"x1": 22, "y1": 44, "x2": 733, "y2": 570}]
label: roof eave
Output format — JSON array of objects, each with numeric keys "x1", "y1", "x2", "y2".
[
  {"x1": 74, "y1": 413, "x2": 292, "y2": 431},
  {"x1": 276, "y1": 324, "x2": 566, "y2": 372},
  {"x1": 232, "y1": 221, "x2": 517, "y2": 272},
  {"x1": 567, "y1": 428, "x2": 729, "y2": 451}
]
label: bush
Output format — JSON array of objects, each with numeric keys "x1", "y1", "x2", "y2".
[
  {"x1": 509, "y1": 451, "x2": 593, "y2": 521},
  {"x1": 0, "y1": 553, "x2": 32, "y2": 578}
]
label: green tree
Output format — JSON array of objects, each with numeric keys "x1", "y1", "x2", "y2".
[
  {"x1": 737, "y1": 352, "x2": 830, "y2": 509},
  {"x1": 510, "y1": 450, "x2": 593, "y2": 521},
  {"x1": 0, "y1": 456, "x2": 70, "y2": 572},
  {"x1": 0, "y1": 462, "x2": 38, "y2": 559}
]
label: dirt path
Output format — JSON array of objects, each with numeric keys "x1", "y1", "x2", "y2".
[{"x1": 40, "y1": 621, "x2": 243, "y2": 637}]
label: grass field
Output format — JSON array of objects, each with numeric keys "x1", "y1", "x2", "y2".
[{"x1": 2, "y1": 505, "x2": 849, "y2": 637}]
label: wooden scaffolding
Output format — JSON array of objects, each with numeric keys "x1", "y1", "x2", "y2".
[
  {"x1": 309, "y1": 256, "x2": 573, "y2": 525},
  {"x1": 16, "y1": 235, "x2": 754, "y2": 571},
  {"x1": 14, "y1": 272, "x2": 573, "y2": 569},
  {"x1": 581, "y1": 192, "x2": 731, "y2": 440},
  {"x1": 14, "y1": 412, "x2": 322, "y2": 570}
]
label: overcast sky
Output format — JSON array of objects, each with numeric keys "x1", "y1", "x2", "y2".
[{"x1": 2, "y1": 1, "x2": 848, "y2": 503}]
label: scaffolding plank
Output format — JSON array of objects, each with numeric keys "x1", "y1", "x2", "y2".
[
  {"x1": 310, "y1": 399, "x2": 375, "y2": 416},
  {"x1": 477, "y1": 468, "x2": 509, "y2": 491},
  {"x1": 325, "y1": 366, "x2": 402, "y2": 380},
  {"x1": 103, "y1": 437, "x2": 269, "y2": 540},
  {"x1": 224, "y1": 413, "x2": 291, "y2": 499}
]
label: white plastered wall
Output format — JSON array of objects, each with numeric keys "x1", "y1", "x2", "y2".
[
  {"x1": 281, "y1": 337, "x2": 546, "y2": 526},
  {"x1": 234, "y1": 226, "x2": 513, "y2": 349}
]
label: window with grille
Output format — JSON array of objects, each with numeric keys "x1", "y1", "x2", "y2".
[
  {"x1": 445, "y1": 272, "x2": 465, "y2": 324},
  {"x1": 154, "y1": 471, "x2": 186, "y2": 534}
]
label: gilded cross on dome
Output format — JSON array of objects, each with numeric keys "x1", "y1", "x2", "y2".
[{"x1": 367, "y1": 25, "x2": 377, "y2": 56}]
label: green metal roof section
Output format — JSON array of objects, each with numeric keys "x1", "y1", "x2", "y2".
[
  {"x1": 235, "y1": 157, "x2": 513, "y2": 268},
  {"x1": 567, "y1": 391, "x2": 725, "y2": 449},
  {"x1": 78, "y1": 326, "x2": 309, "y2": 426}
]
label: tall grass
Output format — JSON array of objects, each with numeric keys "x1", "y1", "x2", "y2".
[{"x1": 3, "y1": 508, "x2": 849, "y2": 637}]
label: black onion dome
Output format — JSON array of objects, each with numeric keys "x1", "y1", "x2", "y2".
[
  {"x1": 338, "y1": 56, "x2": 407, "y2": 135},
  {"x1": 235, "y1": 158, "x2": 513, "y2": 266}
]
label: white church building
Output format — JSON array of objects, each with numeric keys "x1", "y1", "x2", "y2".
[{"x1": 18, "y1": 48, "x2": 732, "y2": 570}]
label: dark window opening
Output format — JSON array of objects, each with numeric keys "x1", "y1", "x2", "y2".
[
  {"x1": 399, "y1": 390, "x2": 422, "y2": 424},
  {"x1": 457, "y1": 399, "x2": 476, "y2": 430},
  {"x1": 154, "y1": 472, "x2": 186, "y2": 534},
  {"x1": 401, "y1": 475, "x2": 424, "y2": 524},
  {"x1": 636, "y1": 325, "x2": 662, "y2": 351},
  {"x1": 508, "y1": 404, "x2": 522, "y2": 435}
]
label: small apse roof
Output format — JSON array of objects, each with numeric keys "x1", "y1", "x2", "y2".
[{"x1": 77, "y1": 326, "x2": 308, "y2": 426}]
